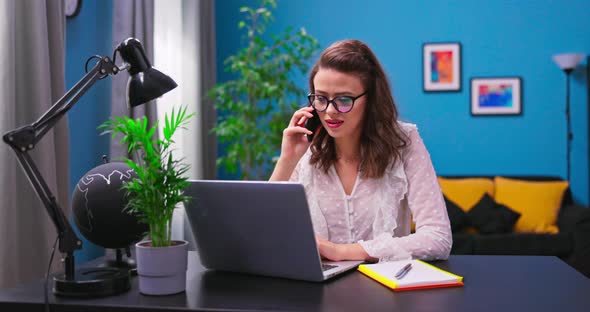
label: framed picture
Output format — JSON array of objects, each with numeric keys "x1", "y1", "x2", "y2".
[
  {"x1": 423, "y1": 42, "x2": 461, "y2": 92},
  {"x1": 470, "y1": 77, "x2": 522, "y2": 116}
]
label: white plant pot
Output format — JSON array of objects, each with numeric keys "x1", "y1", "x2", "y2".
[{"x1": 135, "y1": 240, "x2": 188, "y2": 295}]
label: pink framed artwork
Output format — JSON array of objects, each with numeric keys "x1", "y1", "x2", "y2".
[{"x1": 423, "y1": 42, "x2": 461, "y2": 92}]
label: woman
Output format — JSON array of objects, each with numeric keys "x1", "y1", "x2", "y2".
[{"x1": 270, "y1": 39, "x2": 452, "y2": 262}]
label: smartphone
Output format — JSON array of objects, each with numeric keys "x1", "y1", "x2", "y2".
[{"x1": 304, "y1": 109, "x2": 321, "y2": 142}]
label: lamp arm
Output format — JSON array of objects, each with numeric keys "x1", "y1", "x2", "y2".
[
  {"x1": 36, "y1": 56, "x2": 120, "y2": 143},
  {"x1": 8, "y1": 146, "x2": 81, "y2": 254},
  {"x1": 2, "y1": 56, "x2": 119, "y2": 257}
]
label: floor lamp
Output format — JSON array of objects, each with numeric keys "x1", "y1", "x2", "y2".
[
  {"x1": 552, "y1": 53, "x2": 585, "y2": 181},
  {"x1": 587, "y1": 55, "x2": 590, "y2": 206}
]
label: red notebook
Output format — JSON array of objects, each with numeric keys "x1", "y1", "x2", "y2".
[{"x1": 358, "y1": 259, "x2": 463, "y2": 291}]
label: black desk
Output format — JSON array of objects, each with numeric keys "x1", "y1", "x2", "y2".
[{"x1": 1, "y1": 252, "x2": 589, "y2": 311}]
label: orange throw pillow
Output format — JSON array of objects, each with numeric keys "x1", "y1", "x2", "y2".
[{"x1": 494, "y1": 177, "x2": 568, "y2": 233}]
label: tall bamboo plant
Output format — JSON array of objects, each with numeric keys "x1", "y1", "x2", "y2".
[
  {"x1": 99, "y1": 107, "x2": 193, "y2": 247},
  {"x1": 209, "y1": 0, "x2": 320, "y2": 179}
]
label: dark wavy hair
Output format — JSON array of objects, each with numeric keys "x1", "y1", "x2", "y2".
[{"x1": 308, "y1": 39, "x2": 409, "y2": 179}]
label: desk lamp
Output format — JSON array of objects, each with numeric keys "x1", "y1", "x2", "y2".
[
  {"x1": 2, "y1": 37, "x2": 177, "y2": 297},
  {"x1": 552, "y1": 52, "x2": 585, "y2": 181}
]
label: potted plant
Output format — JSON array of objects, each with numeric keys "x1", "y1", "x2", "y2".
[
  {"x1": 209, "y1": 0, "x2": 319, "y2": 179},
  {"x1": 99, "y1": 106, "x2": 193, "y2": 295}
]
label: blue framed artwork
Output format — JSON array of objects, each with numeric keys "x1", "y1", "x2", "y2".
[{"x1": 470, "y1": 77, "x2": 522, "y2": 116}]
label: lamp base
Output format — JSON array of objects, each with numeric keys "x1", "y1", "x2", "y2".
[{"x1": 53, "y1": 267, "x2": 130, "y2": 297}]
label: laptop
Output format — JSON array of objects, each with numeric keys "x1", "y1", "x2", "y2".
[{"x1": 184, "y1": 180, "x2": 364, "y2": 282}]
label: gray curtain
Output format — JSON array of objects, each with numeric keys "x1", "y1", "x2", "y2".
[
  {"x1": 0, "y1": 0, "x2": 69, "y2": 288},
  {"x1": 110, "y1": 0, "x2": 158, "y2": 159},
  {"x1": 196, "y1": 0, "x2": 217, "y2": 180},
  {"x1": 176, "y1": 0, "x2": 217, "y2": 179},
  {"x1": 180, "y1": 0, "x2": 217, "y2": 248},
  {"x1": 153, "y1": 0, "x2": 217, "y2": 248}
]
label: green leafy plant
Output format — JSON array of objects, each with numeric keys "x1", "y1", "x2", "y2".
[
  {"x1": 209, "y1": 0, "x2": 320, "y2": 179},
  {"x1": 99, "y1": 107, "x2": 193, "y2": 247}
]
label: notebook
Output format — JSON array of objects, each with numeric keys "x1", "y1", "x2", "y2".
[
  {"x1": 183, "y1": 180, "x2": 364, "y2": 282},
  {"x1": 358, "y1": 259, "x2": 463, "y2": 291}
]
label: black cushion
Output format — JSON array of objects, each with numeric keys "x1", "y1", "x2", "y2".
[
  {"x1": 444, "y1": 196, "x2": 470, "y2": 233},
  {"x1": 467, "y1": 194, "x2": 521, "y2": 234}
]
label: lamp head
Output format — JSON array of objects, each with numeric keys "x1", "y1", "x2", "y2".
[
  {"x1": 552, "y1": 53, "x2": 585, "y2": 74},
  {"x1": 117, "y1": 38, "x2": 177, "y2": 107}
]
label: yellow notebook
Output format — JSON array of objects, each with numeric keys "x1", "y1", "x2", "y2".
[{"x1": 358, "y1": 259, "x2": 463, "y2": 291}]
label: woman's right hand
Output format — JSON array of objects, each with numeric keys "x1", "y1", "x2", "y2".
[
  {"x1": 280, "y1": 106, "x2": 316, "y2": 162},
  {"x1": 270, "y1": 107, "x2": 316, "y2": 181}
]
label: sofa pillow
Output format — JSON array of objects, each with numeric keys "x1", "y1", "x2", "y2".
[
  {"x1": 467, "y1": 193, "x2": 521, "y2": 234},
  {"x1": 438, "y1": 177, "x2": 494, "y2": 212},
  {"x1": 444, "y1": 196, "x2": 470, "y2": 233},
  {"x1": 494, "y1": 177, "x2": 568, "y2": 234}
]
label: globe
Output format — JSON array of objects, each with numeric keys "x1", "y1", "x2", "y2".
[{"x1": 72, "y1": 161, "x2": 148, "y2": 249}]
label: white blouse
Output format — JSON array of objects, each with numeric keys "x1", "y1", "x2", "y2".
[{"x1": 289, "y1": 122, "x2": 452, "y2": 262}]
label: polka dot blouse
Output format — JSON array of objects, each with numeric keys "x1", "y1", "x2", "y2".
[{"x1": 289, "y1": 122, "x2": 452, "y2": 262}]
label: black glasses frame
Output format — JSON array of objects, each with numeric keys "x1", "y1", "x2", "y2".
[{"x1": 307, "y1": 91, "x2": 367, "y2": 113}]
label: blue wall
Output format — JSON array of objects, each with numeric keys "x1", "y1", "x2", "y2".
[
  {"x1": 66, "y1": 0, "x2": 113, "y2": 263},
  {"x1": 216, "y1": 0, "x2": 590, "y2": 205},
  {"x1": 64, "y1": 0, "x2": 590, "y2": 263}
]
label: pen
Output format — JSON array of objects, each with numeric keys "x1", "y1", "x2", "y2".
[{"x1": 395, "y1": 263, "x2": 412, "y2": 279}]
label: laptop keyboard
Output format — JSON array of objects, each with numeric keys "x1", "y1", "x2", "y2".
[{"x1": 322, "y1": 264, "x2": 338, "y2": 271}]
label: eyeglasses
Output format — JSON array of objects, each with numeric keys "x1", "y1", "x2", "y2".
[{"x1": 307, "y1": 91, "x2": 367, "y2": 113}]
